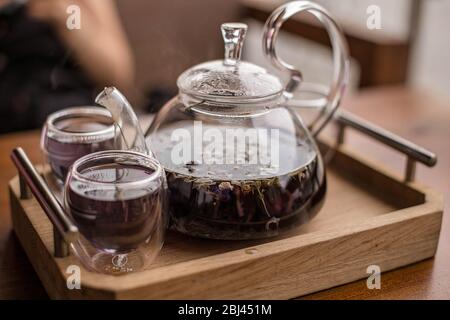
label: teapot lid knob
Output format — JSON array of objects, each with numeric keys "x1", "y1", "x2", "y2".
[{"x1": 221, "y1": 23, "x2": 247, "y2": 66}]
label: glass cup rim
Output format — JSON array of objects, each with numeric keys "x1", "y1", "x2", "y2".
[
  {"x1": 70, "y1": 150, "x2": 164, "y2": 188},
  {"x1": 46, "y1": 106, "x2": 116, "y2": 143}
]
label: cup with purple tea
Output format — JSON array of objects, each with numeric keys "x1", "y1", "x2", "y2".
[
  {"x1": 41, "y1": 88, "x2": 150, "y2": 199},
  {"x1": 64, "y1": 150, "x2": 167, "y2": 274},
  {"x1": 41, "y1": 107, "x2": 119, "y2": 195}
]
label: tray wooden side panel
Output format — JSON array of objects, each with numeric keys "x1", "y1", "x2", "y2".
[
  {"x1": 128, "y1": 204, "x2": 441, "y2": 299},
  {"x1": 9, "y1": 185, "x2": 442, "y2": 299},
  {"x1": 9, "y1": 183, "x2": 114, "y2": 299},
  {"x1": 9, "y1": 146, "x2": 443, "y2": 299},
  {"x1": 9, "y1": 181, "x2": 442, "y2": 299}
]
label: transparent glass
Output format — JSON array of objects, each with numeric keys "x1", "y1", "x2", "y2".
[
  {"x1": 95, "y1": 87, "x2": 149, "y2": 155},
  {"x1": 41, "y1": 106, "x2": 119, "y2": 198},
  {"x1": 41, "y1": 87, "x2": 151, "y2": 199},
  {"x1": 64, "y1": 150, "x2": 167, "y2": 274},
  {"x1": 262, "y1": 1, "x2": 349, "y2": 137},
  {"x1": 146, "y1": 96, "x2": 326, "y2": 240},
  {"x1": 142, "y1": 1, "x2": 348, "y2": 240}
]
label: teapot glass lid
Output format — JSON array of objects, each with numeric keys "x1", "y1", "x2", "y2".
[{"x1": 177, "y1": 23, "x2": 283, "y2": 103}]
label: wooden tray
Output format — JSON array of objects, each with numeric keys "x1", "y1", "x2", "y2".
[{"x1": 8, "y1": 113, "x2": 443, "y2": 299}]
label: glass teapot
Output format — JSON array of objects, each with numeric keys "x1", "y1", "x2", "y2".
[{"x1": 114, "y1": 1, "x2": 348, "y2": 240}]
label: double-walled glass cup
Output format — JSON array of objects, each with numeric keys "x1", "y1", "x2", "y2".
[
  {"x1": 41, "y1": 107, "x2": 119, "y2": 197},
  {"x1": 64, "y1": 150, "x2": 167, "y2": 274}
]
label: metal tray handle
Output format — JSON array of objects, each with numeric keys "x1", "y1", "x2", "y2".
[
  {"x1": 11, "y1": 147, "x2": 78, "y2": 257},
  {"x1": 335, "y1": 110, "x2": 437, "y2": 182}
]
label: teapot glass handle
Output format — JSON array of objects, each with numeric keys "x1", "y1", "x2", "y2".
[{"x1": 262, "y1": 1, "x2": 350, "y2": 137}]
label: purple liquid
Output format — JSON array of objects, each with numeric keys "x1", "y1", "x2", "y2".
[
  {"x1": 151, "y1": 123, "x2": 326, "y2": 239},
  {"x1": 45, "y1": 115, "x2": 117, "y2": 180},
  {"x1": 65, "y1": 162, "x2": 162, "y2": 253},
  {"x1": 166, "y1": 159, "x2": 326, "y2": 239}
]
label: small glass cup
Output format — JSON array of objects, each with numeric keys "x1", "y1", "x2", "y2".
[
  {"x1": 41, "y1": 107, "x2": 119, "y2": 196},
  {"x1": 64, "y1": 150, "x2": 167, "y2": 274}
]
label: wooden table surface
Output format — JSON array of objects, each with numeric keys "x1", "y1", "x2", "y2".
[{"x1": 0, "y1": 86, "x2": 449, "y2": 299}]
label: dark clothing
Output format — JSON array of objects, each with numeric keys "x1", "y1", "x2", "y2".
[{"x1": 0, "y1": 5, "x2": 95, "y2": 133}]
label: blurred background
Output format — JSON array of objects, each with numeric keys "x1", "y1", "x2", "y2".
[{"x1": 0, "y1": 0, "x2": 449, "y2": 133}]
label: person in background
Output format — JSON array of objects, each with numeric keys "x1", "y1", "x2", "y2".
[{"x1": 0, "y1": 0, "x2": 135, "y2": 133}]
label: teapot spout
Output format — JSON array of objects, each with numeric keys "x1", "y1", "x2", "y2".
[{"x1": 95, "y1": 87, "x2": 149, "y2": 155}]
